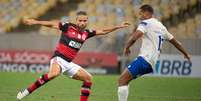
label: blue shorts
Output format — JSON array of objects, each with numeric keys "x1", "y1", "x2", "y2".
[{"x1": 127, "y1": 56, "x2": 153, "y2": 79}]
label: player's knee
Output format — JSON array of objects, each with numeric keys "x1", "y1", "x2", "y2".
[
  {"x1": 118, "y1": 76, "x2": 123, "y2": 85},
  {"x1": 48, "y1": 71, "x2": 60, "y2": 79},
  {"x1": 118, "y1": 76, "x2": 128, "y2": 86},
  {"x1": 48, "y1": 64, "x2": 61, "y2": 79},
  {"x1": 84, "y1": 74, "x2": 92, "y2": 82}
]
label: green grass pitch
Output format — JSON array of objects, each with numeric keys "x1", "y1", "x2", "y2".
[{"x1": 0, "y1": 72, "x2": 201, "y2": 101}]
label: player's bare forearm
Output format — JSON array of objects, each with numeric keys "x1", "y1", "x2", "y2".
[
  {"x1": 125, "y1": 36, "x2": 136, "y2": 49},
  {"x1": 101, "y1": 26, "x2": 123, "y2": 34},
  {"x1": 35, "y1": 20, "x2": 58, "y2": 28},
  {"x1": 169, "y1": 38, "x2": 191, "y2": 61},
  {"x1": 126, "y1": 30, "x2": 143, "y2": 48},
  {"x1": 96, "y1": 22, "x2": 130, "y2": 35},
  {"x1": 169, "y1": 38, "x2": 188, "y2": 55},
  {"x1": 123, "y1": 30, "x2": 143, "y2": 56},
  {"x1": 23, "y1": 19, "x2": 59, "y2": 29},
  {"x1": 123, "y1": 35, "x2": 136, "y2": 56}
]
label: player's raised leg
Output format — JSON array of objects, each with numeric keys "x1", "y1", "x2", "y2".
[
  {"x1": 118, "y1": 68, "x2": 132, "y2": 101},
  {"x1": 72, "y1": 68, "x2": 93, "y2": 101},
  {"x1": 118, "y1": 56, "x2": 153, "y2": 101},
  {"x1": 17, "y1": 60, "x2": 61, "y2": 100}
]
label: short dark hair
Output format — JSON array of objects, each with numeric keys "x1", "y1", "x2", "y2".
[
  {"x1": 140, "y1": 4, "x2": 154, "y2": 14},
  {"x1": 76, "y1": 11, "x2": 87, "y2": 16}
]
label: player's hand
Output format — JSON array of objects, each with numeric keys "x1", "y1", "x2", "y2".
[
  {"x1": 123, "y1": 47, "x2": 131, "y2": 56},
  {"x1": 118, "y1": 21, "x2": 131, "y2": 28},
  {"x1": 23, "y1": 19, "x2": 38, "y2": 25},
  {"x1": 184, "y1": 54, "x2": 191, "y2": 62}
]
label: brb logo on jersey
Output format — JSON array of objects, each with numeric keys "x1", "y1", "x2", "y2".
[
  {"x1": 154, "y1": 59, "x2": 192, "y2": 76},
  {"x1": 69, "y1": 40, "x2": 82, "y2": 49}
]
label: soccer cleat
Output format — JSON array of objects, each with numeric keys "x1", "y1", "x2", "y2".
[{"x1": 17, "y1": 89, "x2": 29, "y2": 100}]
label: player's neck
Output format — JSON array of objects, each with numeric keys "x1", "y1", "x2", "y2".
[
  {"x1": 79, "y1": 28, "x2": 85, "y2": 32},
  {"x1": 143, "y1": 16, "x2": 153, "y2": 20},
  {"x1": 143, "y1": 14, "x2": 153, "y2": 20},
  {"x1": 74, "y1": 24, "x2": 85, "y2": 31}
]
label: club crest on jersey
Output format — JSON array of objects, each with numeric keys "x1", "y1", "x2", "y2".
[{"x1": 82, "y1": 34, "x2": 87, "y2": 40}]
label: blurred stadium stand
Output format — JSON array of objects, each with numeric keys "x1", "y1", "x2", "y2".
[
  {"x1": 0, "y1": 0, "x2": 201, "y2": 57},
  {"x1": 0, "y1": 0, "x2": 63, "y2": 32}
]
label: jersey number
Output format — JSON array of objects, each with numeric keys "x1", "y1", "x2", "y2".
[{"x1": 158, "y1": 35, "x2": 163, "y2": 51}]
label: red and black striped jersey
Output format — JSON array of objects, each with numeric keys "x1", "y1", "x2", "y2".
[{"x1": 53, "y1": 22, "x2": 96, "y2": 62}]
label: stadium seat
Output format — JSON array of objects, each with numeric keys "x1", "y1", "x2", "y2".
[
  {"x1": 0, "y1": 0, "x2": 65, "y2": 32},
  {"x1": 1, "y1": 0, "x2": 200, "y2": 53}
]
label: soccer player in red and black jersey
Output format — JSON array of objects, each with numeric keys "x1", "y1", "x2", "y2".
[{"x1": 17, "y1": 11, "x2": 130, "y2": 101}]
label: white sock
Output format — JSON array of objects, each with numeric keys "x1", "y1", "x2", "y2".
[
  {"x1": 17, "y1": 89, "x2": 29, "y2": 100},
  {"x1": 118, "y1": 85, "x2": 129, "y2": 101},
  {"x1": 23, "y1": 89, "x2": 29, "y2": 95}
]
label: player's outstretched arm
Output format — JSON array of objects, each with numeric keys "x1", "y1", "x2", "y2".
[
  {"x1": 124, "y1": 30, "x2": 143, "y2": 56},
  {"x1": 23, "y1": 18, "x2": 59, "y2": 29},
  {"x1": 95, "y1": 22, "x2": 130, "y2": 35},
  {"x1": 169, "y1": 38, "x2": 191, "y2": 61}
]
